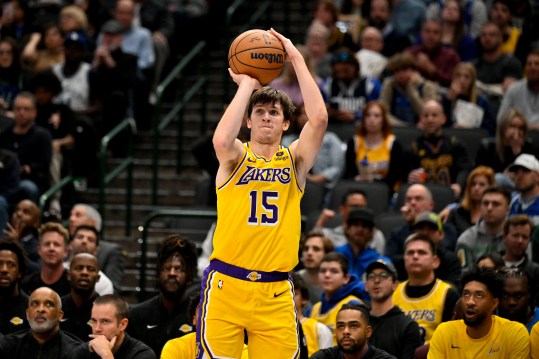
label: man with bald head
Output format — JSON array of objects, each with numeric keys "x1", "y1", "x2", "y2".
[
  {"x1": 68, "y1": 204, "x2": 124, "y2": 288},
  {"x1": 356, "y1": 27, "x2": 387, "y2": 79},
  {"x1": 61, "y1": 253, "x2": 101, "y2": 340},
  {"x1": 407, "y1": 100, "x2": 471, "y2": 198},
  {"x1": 0, "y1": 287, "x2": 81, "y2": 357}
]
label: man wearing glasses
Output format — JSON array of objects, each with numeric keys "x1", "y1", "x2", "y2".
[{"x1": 365, "y1": 259, "x2": 422, "y2": 359}]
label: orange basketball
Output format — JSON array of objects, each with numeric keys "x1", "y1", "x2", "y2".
[{"x1": 228, "y1": 29, "x2": 286, "y2": 85}]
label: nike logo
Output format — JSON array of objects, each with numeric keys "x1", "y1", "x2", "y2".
[
  {"x1": 147, "y1": 324, "x2": 158, "y2": 329},
  {"x1": 247, "y1": 157, "x2": 256, "y2": 163},
  {"x1": 451, "y1": 344, "x2": 460, "y2": 349},
  {"x1": 274, "y1": 290, "x2": 287, "y2": 298}
]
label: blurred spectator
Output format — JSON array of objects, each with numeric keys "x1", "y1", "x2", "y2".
[
  {"x1": 426, "y1": 0, "x2": 487, "y2": 39},
  {"x1": 440, "y1": 62, "x2": 495, "y2": 135},
  {"x1": 490, "y1": 0, "x2": 520, "y2": 55},
  {"x1": 508, "y1": 154, "x2": 539, "y2": 225},
  {"x1": 476, "y1": 252, "x2": 505, "y2": 269},
  {"x1": 21, "y1": 23, "x2": 64, "y2": 74},
  {"x1": 439, "y1": 0, "x2": 477, "y2": 61},
  {"x1": 343, "y1": 101, "x2": 406, "y2": 190},
  {"x1": 0, "y1": 92, "x2": 52, "y2": 202},
  {"x1": 0, "y1": 37, "x2": 22, "y2": 111},
  {"x1": 338, "y1": 0, "x2": 368, "y2": 48},
  {"x1": 58, "y1": 5, "x2": 94, "y2": 56},
  {"x1": 304, "y1": 20, "x2": 333, "y2": 80},
  {"x1": 456, "y1": 185, "x2": 510, "y2": 271},
  {"x1": 498, "y1": 268, "x2": 539, "y2": 332},
  {"x1": 0, "y1": 148, "x2": 20, "y2": 233},
  {"x1": 312, "y1": 0, "x2": 357, "y2": 53},
  {"x1": 367, "y1": 0, "x2": 412, "y2": 57},
  {"x1": 355, "y1": 26, "x2": 387, "y2": 79},
  {"x1": 0, "y1": 1, "x2": 31, "y2": 42},
  {"x1": 379, "y1": 52, "x2": 437, "y2": 126},
  {"x1": 440, "y1": 166, "x2": 495, "y2": 237},
  {"x1": 407, "y1": 100, "x2": 471, "y2": 197},
  {"x1": 389, "y1": 0, "x2": 426, "y2": 43},
  {"x1": 323, "y1": 47, "x2": 381, "y2": 140},
  {"x1": 497, "y1": 48, "x2": 539, "y2": 130},
  {"x1": 167, "y1": 0, "x2": 208, "y2": 55},
  {"x1": 476, "y1": 108, "x2": 539, "y2": 187},
  {"x1": 405, "y1": 19, "x2": 460, "y2": 88}
]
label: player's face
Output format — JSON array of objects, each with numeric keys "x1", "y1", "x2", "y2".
[
  {"x1": 90, "y1": 303, "x2": 127, "y2": 340},
  {"x1": 38, "y1": 231, "x2": 68, "y2": 267},
  {"x1": 365, "y1": 269, "x2": 396, "y2": 302},
  {"x1": 503, "y1": 224, "x2": 531, "y2": 259},
  {"x1": 158, "y1": 255, "x2": 188, "y2": 298},
  {"x1": 70, "y1": 229, "x2": 98, "y2": 255},
  {"x1": 462, "y1": 281, "x2": 498, "y2": 327},
  {"x1": 345, "y1": 220, "x2": 373, "y2": 249},
  {"x1": 336, "y1": 309, "x2": 371, "y2": 354},
  {"x1": 479, "y1": 192, "x2": 509, "y2": 226},
  {"x1": 248, "y1": 103, "x2": 289, "y2": 144},
  {"x1": 27, "y1": 287, "x2": 63, "y2": 334},
  {"x1": 500, "y1": 276, "x2": 530, "y2": 321},
  {"x1": 0, "y1": 250, "x2": 21, "y2": 291},
  {"x1": 302, "y1": 236, "x2": 326, "y2": 270},
  {"x1": 319, "y1": 261, "x2": 349, "y2": 296},
  {"x1": 68, "y1": 255, "x2": 100, "y2": 293},
  {"x1": 404, "y1": 240, "x2": 438, "y2": 275}
]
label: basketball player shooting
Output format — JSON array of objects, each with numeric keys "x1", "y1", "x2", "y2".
[{"x1": 195, "y1": 28, "x2": 328, "y2": 358}]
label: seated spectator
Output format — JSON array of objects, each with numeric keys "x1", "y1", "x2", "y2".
[
  {"x1": 533, "y1": 322, "x2": 539, "y2": 359},
  {"x1": 309, "y1": 252, "x2": 367, "y2": 342},
  {"x1": 355, "y1": 27, "x2": 387, "y2": 80},
  {"x1": 367, "y1": 0, "x2": 411, "y2": 58},
  {"x1": 497, "y1": 48, "x2": 539, "y2": 130},
  {"x1": 127, "y1": 234, "x2": 198, "y2": 357},
  {"x1": 323, "y1": 47, "x2": 380, "y2": 139},
  {"x1": 508, "y1": 154, "x2": 539, "y2": 225},
  {"x1": 292, "y1": 273, "x2": 333, "y2": 357},
  {"x1": 476, "y1": 252, "x2": 505, "y2": 270},
  {"x1": 296, "y1": 231, "x2": 335, "y2": 306},
  {"x1": 58, "y1": 5, "x2": 94, "y2": 54},
  {"x1": 335, "y1": 207, "x2": 392, "y2": 280},
  {"x1": 60, "y1": 252, "x2": 101, "y2": 340},
  {"x1": 0, "y1": 148, "x2": 20, "y2": 232},
  {"x1": 490, "y1": 0, "x2": 520, "y2": 55},
  {"x1": 304, "y1": 20, "x2": 333, "y2": 80},
  {"x1": 0, "y1": 37, "x2": 22, "y2": 111},
  {"x1": 379, "y1": 52, "x2": 437, "y2": 126},
  {"x1": 498, "y1": 267, "x2": 539, "y2": 332},
  {"x1": 426, "y1": 0, "x2": 487, "y2": 39},
  {"x1": 0, "y1": 92, "x2": 52, "y2": 202},
  {"x1": 0, "y1": 287, "x2": 82, "y2": 358},
  {"x1": 65, "y1": 225, "x2": 114, "y2": 295},
  {"x1": 440, "y1": 62, "x2": 495, "y2": 135},
  {"x1": 310, "y1": 303, "x2": 396, "y2": 359},
  {"x1": 3, "y1": 199, "x2": 41, "y2": 272},
  {"x1": 392, "y1": 234, "x2": 460, "y2": 343},
  {"x1": 405, "y1": 19, "x2": 460, "y2": 88},
  {"x1": 428, "y1": 268, "x2": 530, "y2": 358},
  {"x1": 439, "y1": 0, "x2": 477, "y2": 61},
  {"x1": 365, "y1": 260, "x2": 423, "y2": 359},
  {"x1": 311, "y1": 0, "x2": 357, "y2": 53},
  {"x1": 22, "y1": 222, "x2": 71, "y2": 297},
  {"x1": 389, "y1": 0, "x2": 426, "y2": 43},
  {"x1": 71, "y1": 294, "x2": 156, "y2": 359},
  {"x1": 282, "y1": 104, "x2": 344, "y2": 192},
  {"x1": 0, "y1": 239, "x2": 30, "y2": 335},
  {"x1": 456, "y1": 185, "x2": 510, "y2": 271},
  {"x1": 338, "y1": 0, "x2": 368, "y2": 48},
  {"x1": 0, "y1": 1, "x2": 31, "y2": 43},
  {"x1": 407, "y1": 100, "x2": 472, "y2": 198},
  {"x1": 343, "y1": 101, "x2": 406, "y2": 190},
  {"x1": 21, "y1": 23, "x2": 65, "y2": 75},
  {"x1": 440, "y1": 166, "x2": 495, "y2": 237}
]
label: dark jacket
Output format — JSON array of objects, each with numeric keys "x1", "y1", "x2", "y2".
[
  {"x1": 71, "y1": 333, "x2": 155, "y2": 359},
  {"x1": 369, "y1": 306, "x2": 423, "y2": 359},
  {"x1": 0, "y1": 329, "x2": 82, "y2": 358},
  {"x1": 310, "y1": 344, "x2": 397, "y2": 359}
]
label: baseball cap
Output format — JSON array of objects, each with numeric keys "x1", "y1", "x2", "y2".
[
  {"x1": 64, "y1": 31, "x2": 87, "y2": 48},
  {"x1": 413, "y1": 211, "x2": 442, "y2": 231},
  {"x1": 508, "y1": 154, "x2": 539, "y2": 173},
  {"x1": 366, "y1": 259, "x2": 398, "y2": 279},
  {"x1": 101, "y1": 19, "x2": 126, "y2": 35},
  {"x1": 347, "y1": 207, "x2": 375, "y2": 227}
]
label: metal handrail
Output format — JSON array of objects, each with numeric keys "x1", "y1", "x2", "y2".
[
  {"x1": 137, "y1": 208, "x2": 217, "y2": 300},
  {"x1": 99, "y1": 117, "x2": 136, "y2": 235},
  {"x1": 38, "y1": 176, "x2": 74, "y2": 212},
  {"x1": 151, "y1": 41, "x2": 208, "y2": 205}
]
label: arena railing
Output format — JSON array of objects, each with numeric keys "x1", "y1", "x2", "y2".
[
  {"x1": 137, "y1": 208, "x2": 217, "y2": 300},
  {"x1": 151, "y1": 40, "x2": 208, "y2": 206}
]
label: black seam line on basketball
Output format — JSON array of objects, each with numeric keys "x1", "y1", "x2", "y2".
[
  {"x1": 234, "y1": 47, "x2": 284, "y2": 53},
  {"x1": 274, "y1": 290, "x2": 287, "y2": 297}
]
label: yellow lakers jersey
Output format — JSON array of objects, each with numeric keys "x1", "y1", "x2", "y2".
[
  {"x1": 210, "y1": 143, "x2": 304, "y2": 272},
  {"x1": 354, "y1": 134, "x2": 394, "y2": 178},
  {"x1": 301, "y1": 317, "x2": 320, "y2": 357},
  {"x1": 428, "y1": 316, "x2": 530, "y2": 359},
  {"x1": 310, "y1": 295, "x2": 363, "y2": 345},
  {"x1": 162, "y1": 333, "x2": 250, "y2": 359},
  {"x1": 392, "y1": 279, "x2": 452, "y2": 343}
]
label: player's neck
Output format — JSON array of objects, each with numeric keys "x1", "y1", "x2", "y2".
[
  {"x1": 249, "y1": 141, "x2": 281, "y2": 160},
  {"x1": 466, "y1": 314, "x2": 494, "y2": 339}
]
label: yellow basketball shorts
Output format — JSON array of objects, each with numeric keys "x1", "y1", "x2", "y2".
[{"x1": 196, "y1": 260, "x2": 300, "y2": 359}]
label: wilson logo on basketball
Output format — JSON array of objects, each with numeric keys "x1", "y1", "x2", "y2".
[{"x1": 250, "y1": 53, "x2": 284, "y2": 64}]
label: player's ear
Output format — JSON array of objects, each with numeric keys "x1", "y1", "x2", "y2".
[{"x1": 282, "y1": 119, "x2": 290, "y2": 131}]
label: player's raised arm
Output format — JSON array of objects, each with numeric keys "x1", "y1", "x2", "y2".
[
  {"x1": 213, "y1": 70, "x2": 260, "y2": 180},
  {"x1": 268, "y1": 28, "x2": 328, "y2": 184}
]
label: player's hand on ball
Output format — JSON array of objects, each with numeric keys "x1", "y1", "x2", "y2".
[
  {"x1": 228, "y1": 68, "x2": 261, "y2": 88},
  {"x1": 268, "y1": 28, "x2": 298, "y2": 61}
]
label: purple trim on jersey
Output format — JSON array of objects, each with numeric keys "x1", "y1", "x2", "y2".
[
  {"x1": 285, "y1": 146, "x2": 304, "y2": 194},
  {"x1": 197, "y1": 266, "x2": 217, "y2": 359},
  {"x1": 217, "y1": 149, "x2": 248, "y2": 191},
  {"x1": 209, "y1": 259, "x2": 289, "y2": 282}
]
